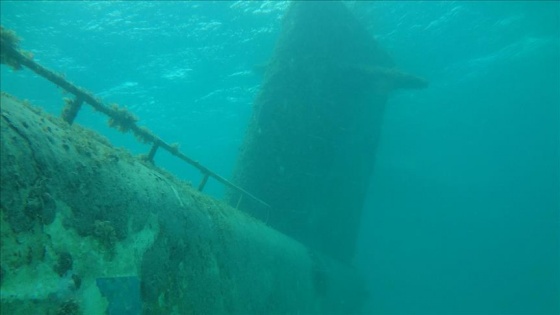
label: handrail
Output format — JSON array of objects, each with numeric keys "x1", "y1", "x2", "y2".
[{"x1": 0, "y1": 30, "x2": 271, "y2": 210}]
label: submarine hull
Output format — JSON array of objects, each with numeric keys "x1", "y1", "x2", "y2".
[{"x1": 0, "y1": 93, "x2": 366, "y2": 314}]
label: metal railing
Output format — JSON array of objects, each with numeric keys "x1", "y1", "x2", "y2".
[{"x1": 1, "y1": 29, "x2": 271, "y2": 210}]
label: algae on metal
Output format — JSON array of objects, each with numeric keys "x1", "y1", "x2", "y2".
[
  {"x1": 0, "y1": 26, "x2": 32, "y2": 70},
  {"x1": 0, "y1": 93, "x2": 366, "y2": 314}
]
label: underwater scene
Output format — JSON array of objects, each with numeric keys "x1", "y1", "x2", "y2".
[{"x1": 0, "y1": 1, "x2": 558, "y2": 314}]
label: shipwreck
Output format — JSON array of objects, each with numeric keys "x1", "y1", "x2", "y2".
[{"x1": 0, "y1": 2, "x2": 426, "y2": 314}]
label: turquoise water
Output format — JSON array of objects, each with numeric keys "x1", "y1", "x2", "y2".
[{"x1": 1, "y1": 1, "x2": 558, "y2": 314}]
